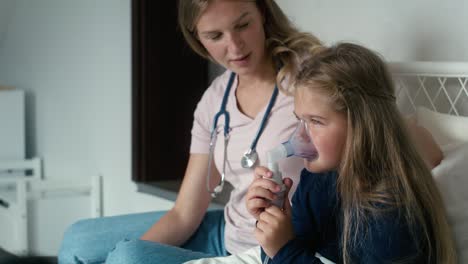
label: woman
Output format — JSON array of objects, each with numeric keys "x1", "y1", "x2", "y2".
[
  {"x1": 60, "y1": 1, "x2": 320, "y2": 263},
  {"x1": 137, "y1": 0, "x2": 319, "y2": 258}
]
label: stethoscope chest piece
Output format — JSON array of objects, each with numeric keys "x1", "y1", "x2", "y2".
[
  {"x1": 241, "y1": 148, "x2": 258, "y2": 168},
  {"x1": 207, "y1": 72, "x2": 279, "y2": 196}
]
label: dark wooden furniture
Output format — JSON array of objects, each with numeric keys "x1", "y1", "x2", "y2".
[{"x1": 132, "y1": 0, "x2": 208, "y2": 183}]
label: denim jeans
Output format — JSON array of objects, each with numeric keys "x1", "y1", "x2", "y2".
[{"x1": 58, "y1": 209, "x2": 226, "y2": 264}]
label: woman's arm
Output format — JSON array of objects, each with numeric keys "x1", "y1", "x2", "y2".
[
  {"x1": 406, "y1": 118, "x2": 443, "y2": 169},
  {"x1": 140, "y1": 153, "x2": 219, "y2": 245}
]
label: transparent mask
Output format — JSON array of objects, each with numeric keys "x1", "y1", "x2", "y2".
[{"x1": 283, "y1": 119, "x2": 319, "y2": 160}]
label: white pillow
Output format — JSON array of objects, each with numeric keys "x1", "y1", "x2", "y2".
[
  {"x1": 416, "y1": 106, "x2": 468, "y2": 147},
  {"x1": 432, "y1": 143, "x2": 468, "y2": 263}
]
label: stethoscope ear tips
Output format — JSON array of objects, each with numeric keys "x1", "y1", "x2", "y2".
[
  {"x1": 210, "y1": 184, "x2": 224, "y2": 198},
  {"x1": 214, "y1": 185, "x2": 223, "y2": 194}
]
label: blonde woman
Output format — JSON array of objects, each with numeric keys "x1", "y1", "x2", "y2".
[{"x1": 60, "y1": 1, "x2": 320, "y2": 263}]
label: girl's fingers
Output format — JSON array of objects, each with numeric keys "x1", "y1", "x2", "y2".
[
  {"x1": 264, "y1": 205, "x2": 284, "y2": 218},
  {"x1": 247, "y1": 185, "x2": 278, "y2": 201},
  {"x1": 254, "y1": 166, "x2": 273, "y2": 179},
  {"x1": 250, "y1": 177, "x2": 281, "y2": 193},
  {"x1": 283, "y1": 177, "x2": 293, "y2": 189},
  {"x1": 282, "y1": 198, "x2": 292, "y2": 216},
  {"x1": 247, "y1": 198, "x2": 270, "y2": 215}
]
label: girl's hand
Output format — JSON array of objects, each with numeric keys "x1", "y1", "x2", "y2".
[
  {"x1": 246, "y1": 166, "x2": 283, "y2": 220},
  {"x1": 254, "y1": 181, "x2": 294, "y2": 258}
]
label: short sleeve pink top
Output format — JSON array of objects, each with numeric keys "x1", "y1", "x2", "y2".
[{"x1": 190, "y1": 70, "x2": 304, "y2": 254}]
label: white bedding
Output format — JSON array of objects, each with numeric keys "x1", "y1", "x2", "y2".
[
  {"x1": 183, "y1": 246, "x2": 335, "y2": 264},
  {"x1": 432, "y1": 143, "x2": 468, "y2": 262}
]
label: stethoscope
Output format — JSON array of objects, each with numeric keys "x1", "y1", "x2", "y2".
[{"x1": 207, "y1": 72, "x2": 279, "y2": 197}]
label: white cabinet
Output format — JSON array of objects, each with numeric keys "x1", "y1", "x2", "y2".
[
  {"x1": 0, "y1": 158, "x2": 103, "y2": 255},
  {"x1": 0, "y1": 90, "x2": 103, "y2": 255},
  {"x1": 0, "y1": 158, "x2": 41, "y2": 255},
  {"x1": 0, "y1": 179, "x2": 27, "y2": 255}
]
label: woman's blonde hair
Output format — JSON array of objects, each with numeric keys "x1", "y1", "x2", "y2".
[
  {"x1": 293, "y1": 43, "x2": 457, "y2": 263},
  {"x1": 177, "y1": 0, "x2": 322, "y2": 89}
]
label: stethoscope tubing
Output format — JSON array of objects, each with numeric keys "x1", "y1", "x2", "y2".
[
  {"x1": 211, "y1": 72, "x2": 236, "y2": 137},
  {"x1": 207, "y1": 72, "x2": 278, "y2": 196}
]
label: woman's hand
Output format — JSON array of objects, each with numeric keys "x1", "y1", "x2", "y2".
[
  {"x1": 246, "y1": 166, "x2": 285, "y2": 220},
  {"x1": 406, "y1": 117, "x2": 443, "y2": 169},
  {"x1": 254, "y1": 183, "x2": 295, "y2": 258}
]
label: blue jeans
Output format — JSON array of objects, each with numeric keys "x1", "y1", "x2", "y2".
[{"x1": 58, "y1": 209, "x2": 226, "y2": 264}]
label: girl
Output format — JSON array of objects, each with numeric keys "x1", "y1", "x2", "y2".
[{"x1": 248, "y1": 43, "x2": 457, "y2": 263}]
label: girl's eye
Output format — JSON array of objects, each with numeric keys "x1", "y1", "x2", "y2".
[
  {"x1": 309, "y1": 119, "x2": 323, "y2": 126},
  {"x1": 236, "y1": 22, "x2": 249, "y2": 30},
  {"x1": 209, "y1": 33, "x2": 222, "y2": 40}
]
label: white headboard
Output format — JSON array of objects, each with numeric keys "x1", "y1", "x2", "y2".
[{"x1": 389, "y1": 62, "x2": 468, "y2": 117}]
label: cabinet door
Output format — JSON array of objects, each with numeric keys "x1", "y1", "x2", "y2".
[
  {"x1": 132, "y1": 0, "x2": 208, "y2": 182},
  {"x1": 0, "y1": 180, "x2": 28, "y2": 255}
]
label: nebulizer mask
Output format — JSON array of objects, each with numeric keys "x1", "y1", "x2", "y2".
[{"x1": 266, "y1": 119, "x2": 318, "y2": 208}]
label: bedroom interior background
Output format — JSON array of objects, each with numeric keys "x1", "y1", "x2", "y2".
[{"x1": 0, "y1": 0, "x2": 467, "y2": 260}]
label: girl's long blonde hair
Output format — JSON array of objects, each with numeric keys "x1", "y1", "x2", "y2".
[
  {"x1": 177, "y1": 0, "x2": 322, "y2": 89},
  {"x1": 293, "y1": 43, "x2": 457, "y2": 263}
]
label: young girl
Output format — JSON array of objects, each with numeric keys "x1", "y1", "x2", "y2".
[{"x1": 247, "y1": 43, "x2": 457, "y2": 263}]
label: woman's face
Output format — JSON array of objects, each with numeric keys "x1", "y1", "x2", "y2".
[
  {"x1": 294, "y1": 87, "x2": 348, "y2": 172},
  {"x1": 196, "y1": 0, "x2": 268, "y2": 76}
]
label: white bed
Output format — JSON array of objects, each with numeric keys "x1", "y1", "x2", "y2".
[
  {"x1": 391, "y1": 62, "x2": 468, "y2": 263},
  {"x1": 391, "y1": 62, "x2": 468, "y2": 116}
]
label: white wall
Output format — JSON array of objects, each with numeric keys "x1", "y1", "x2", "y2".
[
  {"x1": 276, "y1": 0, "x2": 468, "y2": 61},
  {"x1": 0, "y1": 0, "x2": 13, "y2": 50},
  {"x1": 0, "y1": 90, "x2": 24, "y2": 160},
  {"x1": 0, "y1": 0, "x2": 174, "y2": 219}
]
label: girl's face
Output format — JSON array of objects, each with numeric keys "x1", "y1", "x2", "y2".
[
  {"x1": 294, "y1": 87, "x2": 348, "y2": 172},
  {"x1": 196, "y1": 0, "x2": 268, "y2": 76}
]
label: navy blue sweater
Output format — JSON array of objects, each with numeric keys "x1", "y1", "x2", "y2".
[{"x1": 262, "y1": 169, "x2": 429, "y2": 263}]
